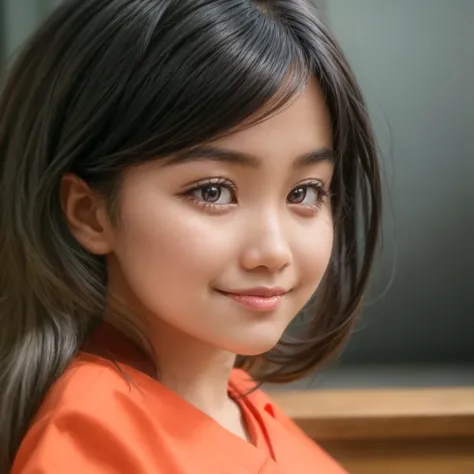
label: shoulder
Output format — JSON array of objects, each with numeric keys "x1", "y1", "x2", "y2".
[
  {"x1": 12, "y1": 353, "x2": 160, "y2": 474},
  {"x1": 34, "y1": 352, "x2": 149, "y2": 425},
  {"x1": 46, "y1": 352, "x2": 139, "y2": 397}
]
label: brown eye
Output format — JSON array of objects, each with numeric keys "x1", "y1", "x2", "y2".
[
  {"x1": 200, "y1": 186, "x2": 222, "y2": 203},
  {"x1": 287, "y1": 184, "x2": 325, "y2": 207},
  {"x1": 288, "y1": 187, "x2": 307, "y2": 204},
  {"x1": 190, "y1": 184, "x2": 234, "y2": 205}
]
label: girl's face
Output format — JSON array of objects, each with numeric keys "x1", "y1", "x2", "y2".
[{"x1": 107, "y1": 80, "x2": 334, "y2": 356}]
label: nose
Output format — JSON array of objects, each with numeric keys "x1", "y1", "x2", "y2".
[{"x1": 239, "y1": 213, "x2": 292, "y2": 273}]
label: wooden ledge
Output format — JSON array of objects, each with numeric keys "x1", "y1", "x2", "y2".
[{"x1": 270, "y1": 387, "x2": 474, "y2": 441}]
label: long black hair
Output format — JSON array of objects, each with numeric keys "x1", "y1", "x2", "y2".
[{"x1": 0, "y1": 0, "x2": 381, "y2": 468}]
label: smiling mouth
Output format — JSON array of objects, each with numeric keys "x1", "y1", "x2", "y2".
[{"x1": 216, "y1": 287, "x2": 289, "y2": 312}]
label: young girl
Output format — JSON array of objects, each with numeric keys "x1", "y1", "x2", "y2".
[{"x1": 0, "y1": 0, "x2": 381, "y2": 472}]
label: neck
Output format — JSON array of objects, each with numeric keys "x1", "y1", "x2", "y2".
[
  {"x1": 149, "y1": 324, "x2": 251, "y2": 441},
  {"x1": 102, "y1": 309, "x2": 248, "y2": 440},
  {"x1": 105, "y1": 273, "x2": 238, "y2": 419},
  {"x1": 150, "y1": 320, "x2": 237, "y2": 416}
]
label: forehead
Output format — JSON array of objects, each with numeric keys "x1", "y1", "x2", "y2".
[{"x1": 211, "y1": 79, "x2": 333, "y2": 159}]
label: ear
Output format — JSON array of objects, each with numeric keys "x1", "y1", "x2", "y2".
[{"x1": 60, "y1": 173, "x2": 114, "y2": 255}]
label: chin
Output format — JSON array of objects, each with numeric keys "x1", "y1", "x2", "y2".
[
  {"x1": 237, "y1": 346, "x2": 277, "y2": 357},
  {"x1": 223, "y1": 334, "x2": 283, "y2": 357},
  {"x1": 214, "y1": 315, "x2": 294, "y2": 356}
]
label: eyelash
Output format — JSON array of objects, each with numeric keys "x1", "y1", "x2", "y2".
[
  {"x1": 288, "y1": 181, "x2": 330, "y2": 211},
  {"x1": 182, "y1": 177, "x2": 330, "y2": 214},
  {"x1": 182, "y1": 177, "x2": 237, "y2": 212}
]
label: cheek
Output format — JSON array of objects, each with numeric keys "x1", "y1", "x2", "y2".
[
  {"x1": 295, "y1": 217, "x2": 334, "y2": 289},
  {"x1": 112, "y1": 199, "x2": 233, "y2": 302}
]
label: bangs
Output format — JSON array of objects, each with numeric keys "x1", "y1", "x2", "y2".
[{"x1": 68, "y1": 1, "x2": 312, "y2": 170}]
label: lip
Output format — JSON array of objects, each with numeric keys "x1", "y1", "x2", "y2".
[
  {"x1": 222, "y1": 287, "x2": 289, "y2": 298},
  {"x1": 217, "y1": 287, "x2": 289, "y2": 312}
]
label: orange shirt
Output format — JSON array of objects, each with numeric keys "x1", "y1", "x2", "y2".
[{"x1": 12, "y1": 326, "x2": 346, "y2": 473}]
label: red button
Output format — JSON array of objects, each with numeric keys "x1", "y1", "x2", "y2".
[{"x1": 264, "y1": 403, "x2": 275, "y2": 418}]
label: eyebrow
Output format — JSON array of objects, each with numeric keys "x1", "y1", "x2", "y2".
[{"x1": 163, "y1": 145, "x2": 334, "y2": 169}]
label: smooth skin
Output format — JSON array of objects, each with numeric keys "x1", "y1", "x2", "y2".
[{"x1": 62, "y1": 78, "x2": 334, "y2": 440}]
